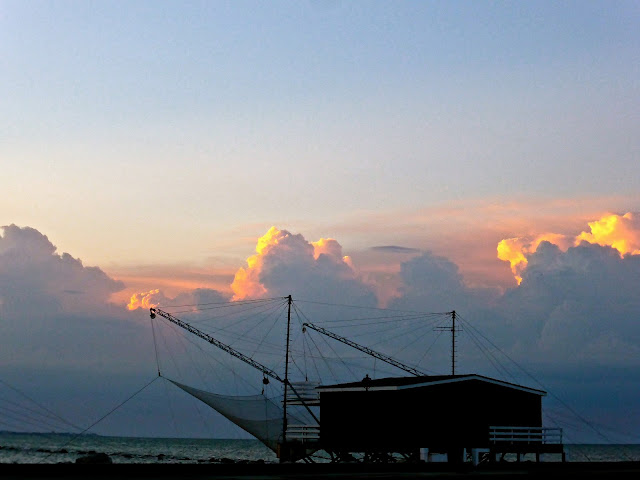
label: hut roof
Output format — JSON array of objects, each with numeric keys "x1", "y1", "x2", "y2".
[{"x1": 316, "y1": 374, "x2": 546, "y2": 396}]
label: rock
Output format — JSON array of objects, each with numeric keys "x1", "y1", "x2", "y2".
[{"x1": 75, "y1": 452, "x2": 112, "y2": 464}]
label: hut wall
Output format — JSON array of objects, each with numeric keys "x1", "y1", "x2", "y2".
[{"x1": 319, "y1": 379, "x2": 542, "y2": 452}]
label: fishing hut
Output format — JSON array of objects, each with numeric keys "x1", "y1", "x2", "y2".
[
  {"x1": 316, "y1": 374, "x2": 565, "y2": 463},
  {"x1": 150, "y1": 301, "x2": 564, "y2": 464}
]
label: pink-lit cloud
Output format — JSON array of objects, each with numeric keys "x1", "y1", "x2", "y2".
[
  {"x1": 230, "y1": 226, "x2": 376, "y2": 306},
  {"x1": 497, "y1": 213, "x2": 640, "y2": 284}
]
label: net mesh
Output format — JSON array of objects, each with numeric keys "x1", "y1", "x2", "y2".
[{"x1": 169, "y1": 379, "x2": 310, "y2": 452}]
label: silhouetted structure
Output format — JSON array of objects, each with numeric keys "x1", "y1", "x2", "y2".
[{"x1": 317, "y1": 374, "x2": 564, "y2": 463}]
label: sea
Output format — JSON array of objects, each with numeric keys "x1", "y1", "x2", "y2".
[{"x1": 0, "y1": 432, "x2": 639, "y2": 465}]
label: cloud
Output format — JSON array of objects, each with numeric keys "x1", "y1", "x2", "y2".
[
  {"x1": 575, "y1": 212, "x2": 640, "y2": 255},
  {"x1": 498, "y1": 240, "x2": 640, "y2": 366},
  {"x1": 219, "y1": 219, "x2": 640, "y2": 372},
  {"x1": 0, "y1": 224, "x2": 162, "y2": 384},
  {"x1": 104, "y1": 263, "x2": 236, "y2": 306},
  {"x1": 127, "y1": 287, "x2": 231, "y2": 311},
  {"x1": 497, "y1": 213, "x2": 640, "y2": 284},
  {"x1": 370, "y1": 245, "x2": 422, "y2": 254},
  {"x1": 385, "y1": 250, "x2": 503, "y2": 346},
  {"x1": 497, "y1": 233, "x2": 571, "y2": 284},
  {"x1": 0, "y1": 224, "x2": 243, "y2": 437},
  {"x1": 0, "y1": 224, "x2": 125, "y2": 317},
  {"x1": 389, "y1": 252, "x2": 471, "y2": 312},
  {"x1": 488, "y1": 212, "x2": 640, "y2": 369},
  {"x1": 127, "y1": 289, "x2": 163, "y2": 310},
  {"x1": 370, "y1": 213, "x2": 640, "y2": 373},
  {"x1": 230, "y1": 227, "x2": 377, "y2": 306},
  {"x1": 2, "y1": 221, "x2": 639, "y2": 441}
]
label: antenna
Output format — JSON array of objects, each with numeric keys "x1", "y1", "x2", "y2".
[{"x1": 435, "y1": 310, "x2": 461, "y2": 375}]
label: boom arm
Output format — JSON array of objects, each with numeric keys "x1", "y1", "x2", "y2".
[
  {"x1": 150, "y1": 307, "x2": 284, "y2": 383},
  {"x1": 302, "y1": 322, "x2": 427, "y2": 377}
]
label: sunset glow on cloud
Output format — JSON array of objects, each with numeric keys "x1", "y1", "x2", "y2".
[
  {"x1": 127, "y1": 289, "x2": 160, "y2": 311},
  {"x1": 498, "y1": 213, "x2": 640, "y2": 283},
  {"x1": 497, "y1": 233, "x2": 569, "y2": 284},
  {"x1": 575, "y1": 213, "x2": 640, "y2": 255},
  {"x1": 230, "y1": 227, "x2": 284, "y2": 300},
  {"x1": 311, "y1": 238, "x2": 341, "y2": 259},
  {"x1": 312, "y1": 237, "x2": 355, "y2": 268},
  {"x1": 231, "y1": 227, "x2": 358, "y2": 301}
]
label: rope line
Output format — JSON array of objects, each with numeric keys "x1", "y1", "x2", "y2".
[
  {"x1": 0, "y1": 378, "x2": 82, "y2": 433},
  {"x1": 38, "y1": 376, "x2": 160, "y2": 463}
]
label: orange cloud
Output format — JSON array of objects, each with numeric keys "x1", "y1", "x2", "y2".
[
  {"x1": 497, "y1": 233, "x2": 570, "y2": 284},
  {"x1": 311, "y1": 238, "x2": 341, "y2": 259},
  {"x1": 312, "y1": 237, "x2": 355, "y2": 268},
  {"x1": 127, "y1": 289, "x2": 160, "y2": 311},
  {"x1": 575, "y1": 213, "x2": 640, "y2": 255},
  {"x1": 498, "y1": 212, "x2": 639, "y2": 284},
  {"x1": 230, "y1": 227, "x2": 283, "y2": 301},
  {"x1": 230, "y1": 227, "x2": 356, "y2": 301},
  {"x1": 496, "y1": 237, "x2": 530, "y2": 285}
]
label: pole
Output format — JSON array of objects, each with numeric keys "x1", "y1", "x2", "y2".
[
  {"x1": 281, "y1": 295, "x2": 292, "y2": 462},
  {"x1": 451, "y1": 310, "x2": 456, "y2": 376}
]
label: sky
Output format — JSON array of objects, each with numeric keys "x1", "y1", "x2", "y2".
[{"x1": 1, "y1": 1, "x2": 640, "y2": 444}]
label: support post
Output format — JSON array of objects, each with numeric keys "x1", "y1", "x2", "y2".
[
  {"x1": 281, "y1": 295, "x2": 293, "y2": 463},
  {"x1": 451, "y1": 310, "x2": 456, "y2": 375}
]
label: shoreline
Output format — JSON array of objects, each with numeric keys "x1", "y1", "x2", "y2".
[{"x1": 2, "y1": 461, "x2": 640, "y2": 479}]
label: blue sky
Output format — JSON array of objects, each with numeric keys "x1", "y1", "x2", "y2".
[
  {"x1": 1, "y1": 1, "x2": 639, "y2": 442},
  {"x1": 2, "y1": 1, "x2": 638, "y2": 268}
]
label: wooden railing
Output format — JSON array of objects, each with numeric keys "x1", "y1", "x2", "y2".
[
  {"x1": 286, "y1": 424, "x2": 320, "y2": 442},
  {"x1": 489, "y1": 426, "x2": 563, "y2": 444}
]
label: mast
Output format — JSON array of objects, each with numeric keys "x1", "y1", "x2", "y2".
[
  {"x1": 436, "y1": 310, "x2": 458, "y2": 375},
  {"x1": 281, "y1": 294, "x2": 292, "y2": 461},
  {"x1": 451, "y1": 310, "x2": 456, "y2": 375}
]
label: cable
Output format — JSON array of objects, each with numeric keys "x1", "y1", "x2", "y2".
[
  {"x1": 0, "y1": 378, "x2": 82, "y2": 433},
  {"x1": 38, "y1": 376, "x2": 160, "y2": 463},
  {"x1": 457, "y1": 313, "x2": 633, "y2": 457},
  {"x1": 161, "y1": 297, "x2": 286, "y2": 309},
  {"x1": 150, "y1": 315, "x2": 162, "y2": 376},
  {"x1": 296, "y1": 298, "x2": 451, "y2": 316}
]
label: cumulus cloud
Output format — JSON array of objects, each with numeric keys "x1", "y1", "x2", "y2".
[
  {"x1": 501, "y1": 241, "x2": 640, "y2": 364},
  {"x1": 386, "y1": 251, "x2": 502, "y2": 347},
  {"x1": 230, "y1": 227, "x2": 377, "y2": 306},
  {"x1": 498, "y1": 213, "x2": 640, "y2": 284},
  {"x1": 368, "y1": 212, "x2": 640, "y2": 374},
  {"x1": 127, "y1": 289, "x2": 163, "y2": 310},
  {"x1": 488, "y1": 213, "x2": 640, "y2": 362},
  {"x1": 220, "y1": 218, "x2": 640, "y2": 370},
  {"x1": 575, "y1": 212, "x2": 640, "y2": 254},
  {"x1": 389, "y1": 252, "x2": 471, "y2": 312},
  {"x1": 0, "y1": 224, "x2": 125, "y2": 316},
  {"x1": 2, "y1": 221, "x2": 639, "y2": 440},
  {"x1": 497, "y1": 233, "x2": 571, "y2": 284},
  {"x1": 0, "y1": 224, "x2": 163, "y2": 381},
  {"x1": 0, "y1": 225, "x2": 241, "y2": 437},
  {"x1": 127, "y1": 287, "x2": 230, "y2": 311}
]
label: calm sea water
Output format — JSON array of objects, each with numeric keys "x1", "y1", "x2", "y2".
[
  {"x1": 0, "y1": 432, "x2": 638, "y2": 464},
  {"x1": 0, "y1": 433, "x2": 276, "y2": 464}
]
